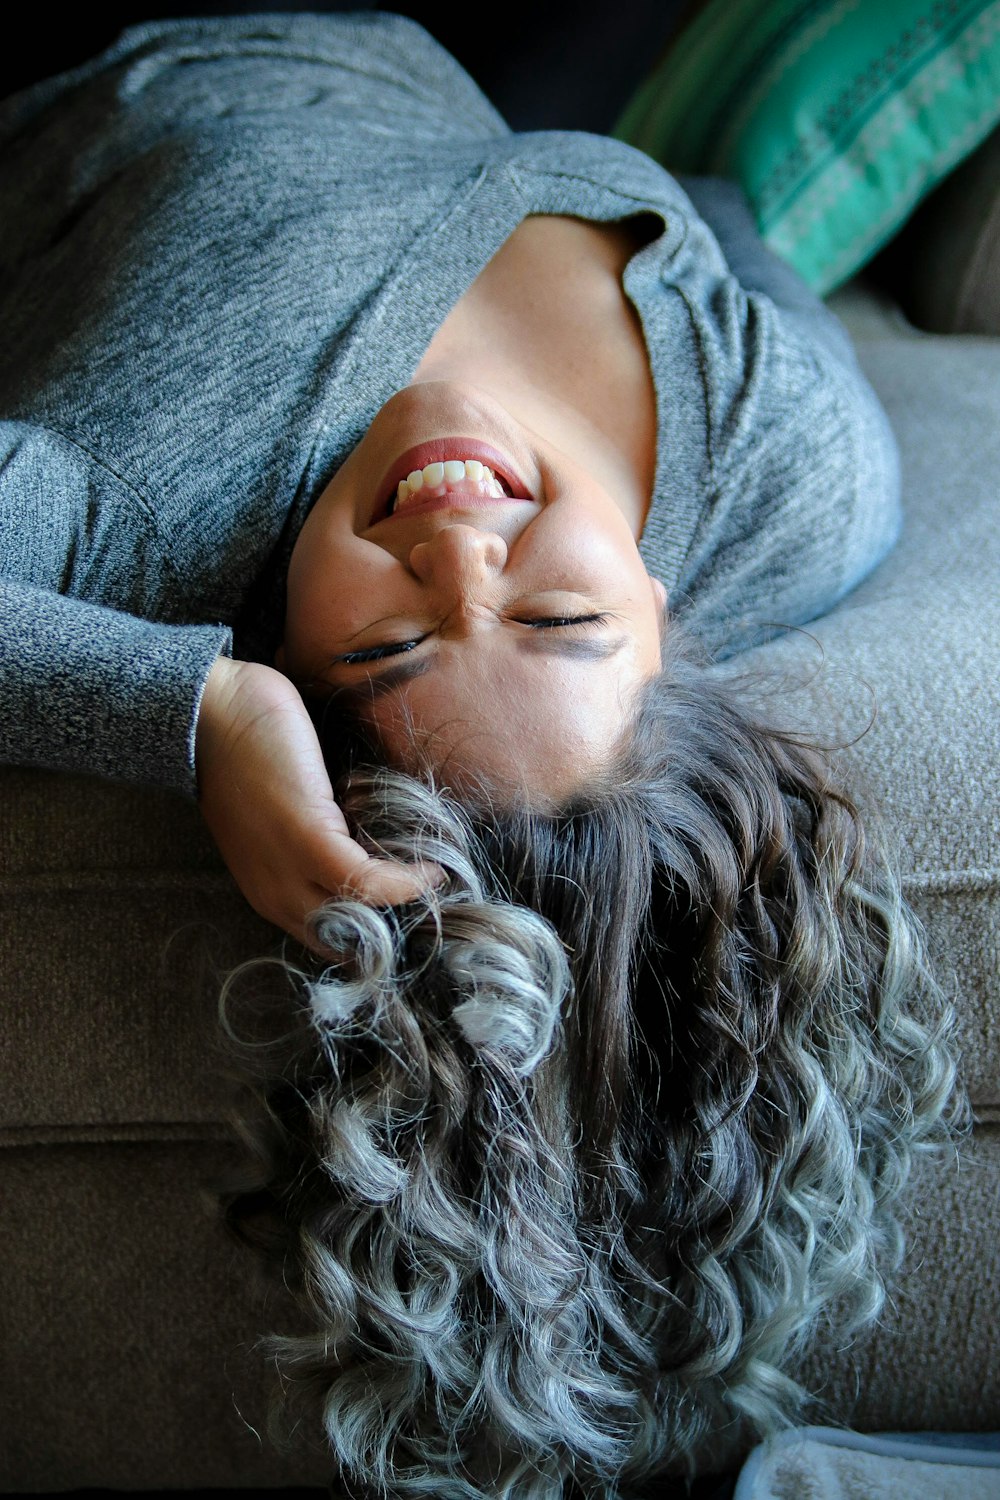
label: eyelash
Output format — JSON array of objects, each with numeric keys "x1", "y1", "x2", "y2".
[{"x1": 336, "y1": 613, "x2": 611, "y2": 664}]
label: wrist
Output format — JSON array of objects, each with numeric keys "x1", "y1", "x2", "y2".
[
  {"x1": 195, "y1": 655, "x2": 308, "y2": 780},
  {"x1": 194, "y1": 654, "x2": 250, "y2": 788},
  {"x1": 197, "y1": 650, "x2": 237, "y2": 726}
]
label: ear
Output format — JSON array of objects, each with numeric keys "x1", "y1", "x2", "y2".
[{"x1": 650, "y1": 576, "x2": 668, "y2": 614}]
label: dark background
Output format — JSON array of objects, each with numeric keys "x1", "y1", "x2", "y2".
[{"x1": 0, "y1": 0, "x2": 691, "y2": 132}]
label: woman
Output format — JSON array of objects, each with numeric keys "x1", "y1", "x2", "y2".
[
  {"x1": 0, "y1": 12, "x2": 960, "y2": 1497},
  {"x1": 1, "y1": 8, "x2": 898, "y2": 940}
]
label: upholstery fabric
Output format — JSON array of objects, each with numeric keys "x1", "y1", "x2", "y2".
[
  {"x1": 0, "y1": 1139, "x2": 330, "y2": 1489},
  {"x1": 733, "y1": 1428, "x2": 1000, "y2": 1500},
  {"x1": 735, "y1": 279, "x2": 1000, "y2": 1121}
]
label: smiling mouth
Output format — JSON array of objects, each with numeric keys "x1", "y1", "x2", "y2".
[
  {"x1": 386, "y1": 487, "x2": 532, "y2": 522},
  {"x1": 371, "y1": 438, "x2": 532, "y2": 525}
]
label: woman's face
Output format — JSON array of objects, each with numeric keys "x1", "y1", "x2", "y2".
[{"x1": 280, "y1": 378, "x2": 666, "y2": 804}]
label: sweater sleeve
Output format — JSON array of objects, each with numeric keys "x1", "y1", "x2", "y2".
[
  {"x1": 1, "y1": 580, "x2": 230, "y2": 796},
  {"x1": 0, "y1": 424, "x2": 231, "y2": 797}
]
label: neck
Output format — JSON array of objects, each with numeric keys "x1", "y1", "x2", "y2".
[{"x1": 413, "y1": 215, "x2": 657, "y2": 539}]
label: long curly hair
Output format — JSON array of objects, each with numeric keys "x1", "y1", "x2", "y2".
[{"x1": 218, "y1": 626, "x2": 963, "y2": 1500}]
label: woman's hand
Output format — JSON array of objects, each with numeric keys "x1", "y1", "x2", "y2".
[{"x1": 195, "y1": 656, "x2": 439, "y2": 949}]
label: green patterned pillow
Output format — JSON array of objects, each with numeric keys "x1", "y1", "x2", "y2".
[{"x1": 614, "y1": 0, "x2": 1000, "y2": 295}]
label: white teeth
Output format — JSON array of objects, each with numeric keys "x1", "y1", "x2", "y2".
[{"x1": 389, "y1": 457, "x2": 510, "y2": 513}]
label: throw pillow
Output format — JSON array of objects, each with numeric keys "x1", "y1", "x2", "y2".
[{"x1": 614, "y1": 0, "x2": 1000, "y2": 295}]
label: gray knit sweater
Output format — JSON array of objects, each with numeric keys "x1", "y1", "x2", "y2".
[{"x1": 0, "y1": 12, "x2": 900, "y2": 797}]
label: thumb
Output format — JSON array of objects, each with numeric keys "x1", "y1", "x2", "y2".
[
  {"x1": 344, "y1": 853, "x2": 447, "y2": 907},
  {"x1": 313, "y1": 823, "x2": 446, "y2": 908}
]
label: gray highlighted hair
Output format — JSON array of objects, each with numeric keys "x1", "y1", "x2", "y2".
[{"x1": 219, "y1": 629, "x2": 964, "y2": 1499}]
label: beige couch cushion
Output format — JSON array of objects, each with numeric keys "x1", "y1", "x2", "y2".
[{"x1": 736, "y1": 278, "x2": 1000, "y2": 1120}]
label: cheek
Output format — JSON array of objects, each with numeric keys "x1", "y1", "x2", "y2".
[
  {"x1": 284, "y1": 537, "x2": 389, "y2": 672},
  {"x1": 536, "y1": 498, "x2": 646, "y2": 588}
]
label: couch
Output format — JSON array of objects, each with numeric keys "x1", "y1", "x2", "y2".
[{"x1": 2, "y1": 27, "x2": 998, "y2": 1499}]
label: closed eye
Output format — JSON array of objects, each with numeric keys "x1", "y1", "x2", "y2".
[
  {"x1": 525, "y1": 613, "x2": 611, "y2": 629},
  {"x1": 332, "y1": 613, "x2": 611, "y2": 665},
  {"x1": 335, "y1": 637, "x2": 427, "y2": 666}
]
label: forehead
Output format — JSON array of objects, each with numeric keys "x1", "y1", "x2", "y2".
[{"x1": 356, "y1": 636, "x2": 650, "y2": 801}]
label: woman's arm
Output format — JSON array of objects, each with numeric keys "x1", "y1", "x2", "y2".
[
  {"x1": 2, "y1": 580, "x2": 440, "y2": 941},
  {"x1": 1, "y1": 436, "x2": 440, "y2": 944},
  {"x1": 1, "y1": 580, "x2": 440, "y2": 941},
  {"x1": 1, "y1": 576, "x2": 229, "y2": 796}
]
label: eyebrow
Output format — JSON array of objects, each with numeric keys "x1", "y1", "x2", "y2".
[{"x1": 339, "y1": 632, "x2": 630, "y2": 698}]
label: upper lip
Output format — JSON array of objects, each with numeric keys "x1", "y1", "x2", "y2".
[{"x1": 370, "y1": 437, "x2": 533, "y2": 526}]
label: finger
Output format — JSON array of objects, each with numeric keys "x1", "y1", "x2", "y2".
[
  {"x1": 309, "y1": 827, "x2": 445, "y2": 905},
  {"x1": 342, "y1": 856, "x2": 447, "y2": 907},
  {"x1": 256, "y1": 862, "x2": 447, "y2": 954},
  {"x1": 296, "y1": 871, "x2": 440, "y2": 958}
]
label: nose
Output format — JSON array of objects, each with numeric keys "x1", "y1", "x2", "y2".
[{"x1": 408, "y1": 525, "x2": 508, "y2": 595}]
